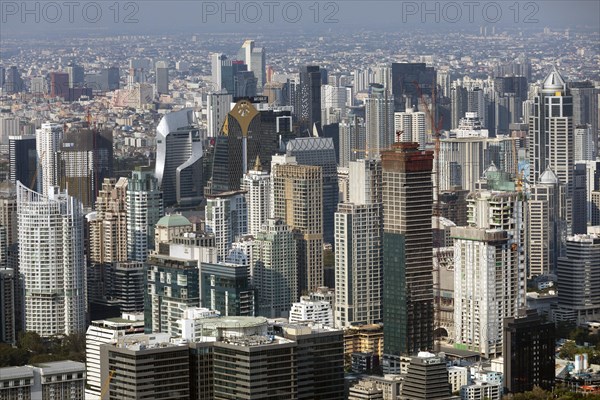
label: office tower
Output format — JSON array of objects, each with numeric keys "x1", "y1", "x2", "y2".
[
  {"x1": 8, "y1": 135, "x2": 36, "y2": 190},
  {"x1": 35, "y1": 122, "x2": 63, "y2": 196},
  {"x1": 199, "y1": 261, "x2": 255, "y2": 316},
  {"x1": 0, "y1": 269, "x2": 16, "y2": 344},
  {"x1": 4, "y1": 66, "x2": 23, "y2": 94},
  {"x1": 85, "y1": 67, "x2": 120, "y2": 92},
  {"x1": 85, "y1": 314, "x2": 145, "y2": 398},
  {"x1": 0, "y1": 115, "x2": 19, "y2": 148},
  {"x1": 528, "y1": 68, "x2": 574, "y2": 227},
  {"x1": 212, "y1": 335, "x2": 297, "y2": 399},
  {"x1": 298, "y1": 65, "x2": 323, "y2": 132},
  {"x1": 126, "y1": 166, "x2": 164, "y2": 262},
  {"x1": 503, "y1": 312, "x2": 555, "y2": 394},
  {"x1": 555, "y1": 229, "x2": 600, "y2": 323},
  {"x1": 467, "y1": 87, "x2": 486, "y2": 127},
  {"x1": 493, "y1": 55, "x2": 532, "y2": 81},
  {"x1": 335, "y1": 159, "x2": 382, "y2": 328},
  {"x1": 56, "y1": 126, "x2": 113, "y2": 208},
  {"x1": 89, "y1": 178, "x2": 128, "y2": 264},
  {"x1": 573, "y1": 163, "x2": 587, "y2": 234},
  {"x1": 234, "y1": 70, "x2": 258, "y2": 97},
  {"x1": 527, "y1": 168, "x2": 564, "y2": 277},
  {"x1": 155, "y1": 60, "x2": 169, "y2": 95},
  {"x1": 0, "y1": 66, "x2": 4, "y2": 89},
  {"x1": 452, "y1": 189, "x2": 525, "y2": 358},
  {"x1": 339, "y1": 113, "x2": 366, "y2": 168},
  {"x1": 394, "y1": 107, "x2": 426, "y2": 148},
  {"x1": 253, "y1": 218, "x2": 297, "y2": 318},
  {"x1": 100, "y1": 333, "x2": 189, "y2": 400},
  {"x1": 322, "y1": 84, "x2": 348, "y2": 125},
  {"x1": 391, "y1": 63, "x2": 436, "y2": 112},
  {"x1": 205, "y1": 191, "x2": 247, "y2": 262},
  {"x1": 575, "y1": 124, "x2": 594, "y2": 161},
  {"x1": 280, "y1": 325, "x2": 345, "y2": 400},
  {"x1": 206, "y1": 91, "x2": 233, "y2": 137},
  {"x1": 238, "y1": 39, "x2": 266, "y2": 89},
  {"x1": 450, "y1": 85, "x2": 468, "y2": 129},
  {"x1": 155, "y1": 108, "x2": 203, "y2": 206},
  {"x1": 241, "y1": 157, "x2": 270, "y2": 236},
  {"x1": 49, "y1": 71, "x2": 70, "y2": 99},
  {"x1": 273, "y1": 163, "x2": 323, "y2": 295},
  {"x1": 145, "y1": 254, "x2": 200, "y2": 335},
  {"x1": 570, "y1": 82, "x2": 599, "y2": 157},
  {"x1": 437, "y1": 68, "x2": 451, "y2": 98},
  {"x1": 286, "y1": 137, "x2": 338, "y2": 245},
  {"x1": 365, "y1": 83, "x2": 394, "y2": 157},
  {"x1": 211, "y1": 53, "x2": 229, "y2": 91},
  {"x1": 16, "y1": 183, "x2": 86, "y2": 336},
  {"x1": 66, "y1": 62, "x2": 84, "y2": 88},
  {"x1": 398, "y1": 352, "x2": 453, "y2": 400},
  {"x1": 382, "y1": 143, "x2": 434, "y2": 369},
  {"x1": 208, "y1": 99, "x2": 287, "y2": 194}
]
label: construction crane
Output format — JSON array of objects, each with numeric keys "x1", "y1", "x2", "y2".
[
  {"x1": 99, "y1": 369, "x2": 115, "y2": 399},
  {"x1": 413, "y1": 79, "x2": 444, "y2": 351}
]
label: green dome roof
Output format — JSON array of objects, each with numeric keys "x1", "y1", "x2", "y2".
[{"x1": 156, "y1": 214, "x2": 192, "y2": 227}]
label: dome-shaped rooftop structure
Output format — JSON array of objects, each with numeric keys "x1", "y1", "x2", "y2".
[{"x1": 156, "y1": 213, "x2": 192, "y2": 228}]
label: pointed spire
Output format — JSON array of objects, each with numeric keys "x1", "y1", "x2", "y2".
[{"x1": 253, "y1": 155, "x2": 262, "y2": 171}]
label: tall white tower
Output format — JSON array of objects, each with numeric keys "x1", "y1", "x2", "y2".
[
  {"x1": 17, "y1": 182, "x2": 86, "y2": 337},
  {"x1": 241, "y1": 156, "x2": 270, "y2": 236},
  {"x1": 365, "y1": 84, "x2": 394, "y2": 158},
  {"x1": 35, "y1": 122, "x2": 63, "y2": 196}
]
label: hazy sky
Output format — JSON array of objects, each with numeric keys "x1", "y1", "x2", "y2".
[{"x1": 0, "y1": 0, "x2": 599, "y2": 37}]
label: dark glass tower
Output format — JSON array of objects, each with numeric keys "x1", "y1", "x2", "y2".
[
  {"x1": 382, "y1": 143, "x2": 434, "y2": 371},
  {"x1": 391, "y1": 63, "x2": 436, "y2": 112},
  {"x1": 298, "y1": 65, "x2": 322, "y2": 133},
  {"x1": 9, "y1": 135, "x2": 37, "y2": 190},
  {"x1": 503, "y1": 312, "x2": 555, "y2": 394}
]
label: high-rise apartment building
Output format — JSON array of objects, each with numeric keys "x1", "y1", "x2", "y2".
[
  {"x1": 365, "y1": 83, "x2": 394, "y2": 158},
  {"x1": 528, "y1": 69, "x2": 574, "y2": 229},
  {"x1": 286, "y1": 137, "x2": 339, "y2": 245},
  {"x1": 205, "y1": 190, "x2": 247, "y2": 262},
  {"x1": 0, "y1": 269, "x2": 17, "y2": 344},
  {"x1": 339, "y1": 113, "x2": 366, "y2": 168},
  {"x1": 272, "y1": 163, "x2": 323, "y2": 295},
  {"x1": 35, "y1": 122, "x2": 63, "y2": 196},
  {"x1": 17, "y1": 182, "x2": 86, "y2": 336},
  {"x1": 253, "y1": 218, "x2": 297, "y2": 318},
  {"x1": 398, "y1": 352, "x2": 453, "y2": 400},
  {"x1": 8, "y1": 135, "x2": 36, "y2": 190},
  {"x1": 155, "y1": 108, "x2": 203, "y2": 206},
  {"x1": 394, "y1": 107, "x2": 427, "y2": 148},
  {"x1": 381, "y1": 143, "x2": 434, "y2": 369},
  {"x1": 56, "y1": 126, "x2": 113, "y2": 208},
  {"x1": 335, "y1": 159, "x2": 382, "y2": 328},
  {"x1": 452, "y1": 189, "x2": 525, "y2": 358},
  {"x1": 241, "y1": 157, "x2": 270, "y2": 236},
  {"x1": 126, "y1": 167, "x2": 164, "y2": 262},
  {"x1": 145, "y1": 254, "x2": 200, "y2": 335},
  {"x1": 527, "y1": 168, "x2": 564, "y2": 277}
]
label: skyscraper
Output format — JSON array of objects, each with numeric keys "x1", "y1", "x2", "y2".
[
  {"x1": 126, "y1": 167, "x2": 164, "y2": 262},
  {"x1": 335, "y1": 159, "x2": 383, "y2": 328},
  {"x1": 155, "y1": 108, "x2": 203, "y2": 206},
  {"x1": 365, "y1": 84, "x2": 394, "y2": 158},
  {"x1": 17, "y1": 182, "x2": 86, "y2": 336},
  {"x1": 339, "y1": 113, "x2": 366, "y2": 168},
  {"x1": 155, "y1": 60, "x2": 169, "y2": 95},
  {"x1": 398, "y1": 352, "x2": 453, "y2": 400},
  {"x1": 205, "y1": 191, "x2": 247, "y2": 262},
  {"x1": 35, "y1": 122, "x2": 63, "y2": 196},
  {"x1": 199, "y1": 261, "x2": 255, "y2": 316},
  {"x1": 298, "y1": 65, "x2": 322, "y2": 133},
  {"x1": 237, "y1": 39, "x2": 266, "y2": 89},
  {"x1": 503, "y1": 312, "x2": 555, "y2": 394},
  {"x1": 49, "y1": 72, "x2": 70, "y2": 99},
  {"x1": 286, "y1": 137, "x2": 339, "y2": 245},
  {"x1": 66, "y1": 62, "x2": 84, "y2": 88},
  {"x1": 4, "y1": 66, "x2": 23, "y2": 94},
  {"x1": 253, "y1": 218, "x2": 297, "y2": 318},
  {"x1": 8, "y1": 135, "x2": 36, "y2": 190},
  {"x1": 206, "y1": 91, "x2": 233, "y2": 138},
  {"x1": 391, "y1": 63, "x2": 436, "y2": 112},
  {"x1": 394, "y1": 107, "x2": 427, "y2": 148},
  {"x1": 382, "y1": 143, "x2": 434, "y2": 369},
  {"x1": 241, "y1": 156, "x2": 270, "y2": 236},
  {"x1": 452, "y1": 190, "x2": 525, "y2": 358},
  {"x1": 528, "y1": 68, "x2": 574, "y2": 229},
  {"x1": 56, "y1": 126, "x2": 113, "y2": 208},
  {"x1": 207, "y1": 99, "x2": 284, "y2": 194},
  {"x1": 272, "y1": 163, "x2": 323, "y2": 295}
]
